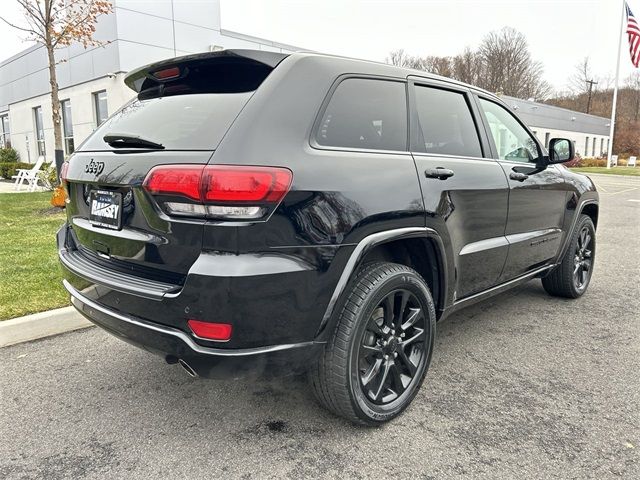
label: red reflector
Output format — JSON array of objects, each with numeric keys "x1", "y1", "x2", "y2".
[
  {"x1": 143, "y1": 165, "x2": 204, "y2": 200},
  {"x1": 202, "y1": 166, "x2": 292, "y2": 202},
  {"x1": 153, "y1": 67, "x2": 180, "y2": 80},
  {"x1": 187, "y1": 320, "x2": 232, "y2": 341}
]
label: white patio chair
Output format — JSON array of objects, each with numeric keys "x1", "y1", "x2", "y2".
[
  {"x1": 628, "y1": 156, "x2": 637, "y2": 167},
  {"x1": 12, "y1": 156, "x2": 46, "y2": 191}
]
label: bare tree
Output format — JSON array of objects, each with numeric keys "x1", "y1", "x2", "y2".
[
  {"x1": 569, "y1": 57, "x2": 594, "y2": 95},
  {"x1": 387, "y1": 27, "x2": 551, "y2": 100},
  {"x1": 452, "y1": 47, "x2": 483, "y2": 86},
  {"x1": 423, "y1": 56, "x2": 454, "y2": 78},
  {"x1": 476, "y1": 27, "x2": 550, "y2": 100},
  {"x1": 568, "y1": 57, "x2": 601, "y2": 112},
  {"x1": 626, "y1": 72, "x2": 640, "y2": 121},
  {"x1": 1, "y1": 0, "x2": 112, "y2": 170},
  {"x1": 386, "y1": 49, "x2": 426, "y2": 70}
]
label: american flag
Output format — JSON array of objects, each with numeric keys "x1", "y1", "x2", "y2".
[{"x1": 628, "y1": 2, "x2": 640, "y2": 67}]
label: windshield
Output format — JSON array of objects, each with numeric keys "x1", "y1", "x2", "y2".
[{"x1": 79, "y1": 92, "x2": 253, "y2": 151}]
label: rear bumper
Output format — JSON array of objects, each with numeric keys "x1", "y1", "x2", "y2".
[
  {"x1": 57, "y1": 222, "x2": 341, "y2": 348},
  {"x1": 64, "y1": 279, "x2": 323, "y2": 379}
]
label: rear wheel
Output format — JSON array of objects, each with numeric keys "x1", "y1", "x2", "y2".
[
  {"x1": 542, "y1": 214, "x2": 595, "y2": 298},
  {"x1": 310, "y1": 262, "x2": 436, "y2": 425}
]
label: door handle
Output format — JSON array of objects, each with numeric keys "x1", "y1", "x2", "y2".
[
  {"x1": 509, "y1": 172, "x2": 529, "y2": 182},
  {"x1": 425, "y1": 168, "x2": 455, "y2": 180}
]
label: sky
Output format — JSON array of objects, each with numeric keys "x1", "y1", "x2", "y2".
[{"x1": 1, "y1": 0, "x2": 637, "y2": 92}]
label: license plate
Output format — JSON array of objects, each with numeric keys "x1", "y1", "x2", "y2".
[{"x1": 89, "y1": 190, "x2": 122, "y2": 230}]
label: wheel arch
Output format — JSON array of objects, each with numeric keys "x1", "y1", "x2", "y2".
[
  {"x1": 581, "y1": 202, "x2": 599, "y2": 229},
  {"x1": 315, "y1": 228, "x2": 448, "y2": 340}
]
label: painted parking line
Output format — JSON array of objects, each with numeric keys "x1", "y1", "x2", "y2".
[{"x1": 628, "y1": 199, "x2": 640, "y2": 202}]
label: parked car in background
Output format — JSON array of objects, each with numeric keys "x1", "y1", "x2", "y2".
[{"x1": 58, "y1": 50, "x2": 598, "y2": 424}]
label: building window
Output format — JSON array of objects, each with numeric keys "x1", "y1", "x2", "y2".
[
  {"x1": 606, "y1": 138, "x2": 610, "y2": 154},
  {"x1": 592, "y1": 138, "x2": 596, "y2": 157},
  {"x1": 61, "y1": 99, "x2": 74, "y2": 154},
  {"x1": 93, "y1": 90, "x2": 108, "y2": 126},
  {"x1": 584, "y1": 137, "x2": 589, "y2": 157},
  {"x1": 544, "y1": 132, "x2": 550, "y2": 149},
  {"x1": 34, "y1": 106, "x2": 46, "y2": 157},
  {"x1": 600, "y1": 138, "x2": 604, "y2": 156},
  {"x1": 0, "y1": 114, "x2": 10, "y2": 148}
]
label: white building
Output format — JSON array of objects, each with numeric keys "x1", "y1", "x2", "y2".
[
  {"x1": 0, "y1": 0, "x2": 611, "y2": 163},
  {"x1": 503, "y1": 96, "x2": 611, "y2": 158},
  {"x1": 0, "y1": 0, "x2": 299, "y2": 164}
]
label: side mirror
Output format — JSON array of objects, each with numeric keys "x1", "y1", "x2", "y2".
[{"x1": 548, "y1": 138, "x2": 574, "y2": 164}]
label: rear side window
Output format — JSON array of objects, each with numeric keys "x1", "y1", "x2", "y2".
[
  {"x1": 316, "y1": 78, "x2": 407, "y2": 152},
  {"x1": 79, "y1": 93, "x2": 252, "y2": 151},
  {"x1": 412, "y1": 85, "x2": 482, "y2": 158}
]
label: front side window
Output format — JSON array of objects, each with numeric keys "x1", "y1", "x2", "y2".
[
  {"x1": 478, "y1": 98, "x2": 539, "y2": 163},
  {"x1": 94, "y1": 90, "x2": 108, "y2": 126},
  {"x1": 412, "y1": 85, "x2": 482, "y2": 158},
  {"x1": 34, "y1": 106, "x2": 46, "y2": 156},
  {"x1": 0, "y1": 114, "x2": 10, "y2": 148},
  {"x1": 61, "y1": 99, "x2": 74, "y2": 154},
  {"x1": 316, "y1": 78, "x2": 407, "y2": 151}
]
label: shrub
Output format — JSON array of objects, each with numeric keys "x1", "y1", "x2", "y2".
[
  {"x1": 580, "y1": 158, "x2": 608, "y2": 167},
  {"x1": 564, "y1": 153, "x2": 582, "y2": 168},
  {"x1": 0, "y1": 147, "x2": 20, "y2": 163},
  {"x1": 37, "y1": 164, "x2": 59, "y2": 191},
  {"x1": 0, "y1": 162, "x2": 44, "y2": 180}
]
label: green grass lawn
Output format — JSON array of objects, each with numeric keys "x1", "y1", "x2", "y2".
[
  {"x1": 569, "y1": 166, "x2": 640, "y2": 176},
  {"x1": 0, "y1": 191, "x2": 68, "y2": 320}
]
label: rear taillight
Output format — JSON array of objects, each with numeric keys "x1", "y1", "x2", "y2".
[
  {"x1": 143, "y1": 165, "x2": 292, "y2": 220},
  {"x1": 187, "y1": 319, "x2": 232, "y2": 341},
  {"x1": 60, "y1": 161, "x2": 70, "y2": 184}
]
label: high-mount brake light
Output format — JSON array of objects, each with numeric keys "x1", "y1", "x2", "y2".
[
  {"x1": 142, "y1": 165, "x2": 293, "y2": 220},
  {"x1": 152, "y1": 67, "x2": 181, "y2": 80}
]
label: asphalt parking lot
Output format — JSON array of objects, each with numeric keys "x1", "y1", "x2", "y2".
[{"x1": 1, "y1": 173, "x2": 638, "y2": 479}]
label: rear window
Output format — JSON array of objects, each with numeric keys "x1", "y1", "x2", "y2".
[
  {"x1": 315, "y1": 78, "x2": 407, "y2": 152},
  {"x1": 79, "y1": 92, "x2": 252, "y2": 151}
]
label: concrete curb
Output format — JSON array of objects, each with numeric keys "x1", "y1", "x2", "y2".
[{"x1": 0, "y1": 306, "x2": 93, "y2": 348}]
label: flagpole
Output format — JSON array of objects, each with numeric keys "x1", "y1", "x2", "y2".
[{"x1": 607, "y1": 0, "x2": 626, "y2": 169}]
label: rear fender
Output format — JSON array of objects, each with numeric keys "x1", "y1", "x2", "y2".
[{"x1": 314, "y1": 227, "x2": 448, "y2": 342}]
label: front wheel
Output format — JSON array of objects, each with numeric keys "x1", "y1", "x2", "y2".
[
  {"x1": 542, "y1": 214, "x2": 596, "y2": 298},
  {"x1": 310, "y1": 262, "x2": 436, "y2": 425}
]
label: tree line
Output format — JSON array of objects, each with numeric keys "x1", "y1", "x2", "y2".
[
  {"x1": 387, "y1": 27, "x2": 551, "y2": 101},
  {"x1": 388, "y1": 28, "x2": 639, "y2": 156}
]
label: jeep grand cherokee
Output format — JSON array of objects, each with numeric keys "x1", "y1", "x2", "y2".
[{"x1": 58, "y1": 50, "x2": 598, "y2": 424}]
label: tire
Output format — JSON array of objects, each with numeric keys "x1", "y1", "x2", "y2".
[
  {"x1": 310, "y1": 262, "x2": 436, "y2": 425},
  {"x1": 542, "y1": 214, "x2": 596, "y2": 298}
]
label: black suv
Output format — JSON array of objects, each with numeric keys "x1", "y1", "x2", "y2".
[{"x1": 58, "y1": 50, "x2": 598, "y2": 424}]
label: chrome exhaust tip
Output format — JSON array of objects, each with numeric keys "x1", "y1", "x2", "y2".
[{"x1": 178, "y1": 358, "x2": 198, "y2": 378}]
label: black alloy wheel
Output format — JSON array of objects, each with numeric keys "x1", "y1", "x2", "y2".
[
  {"x1": 542, "y1": 214, "x2": 596, "y2": 298},
  {"x1": 573, "y1": 225, "x2": 593, "y2": 291},
  {"x1": 358, "y1": 289, "x2": 426, "y2": 405},
  {"x1": 310, "y1": 262, "x2": 436, "y2": 425}
]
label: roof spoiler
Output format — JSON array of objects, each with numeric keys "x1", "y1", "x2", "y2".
[{"x1": 124, "y1": 49, "x2": 289, "y2": 94}]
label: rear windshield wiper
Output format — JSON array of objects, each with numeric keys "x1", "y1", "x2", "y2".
[{"x1": 103, "y1": 133, "x2": 165, "y2": 150}]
